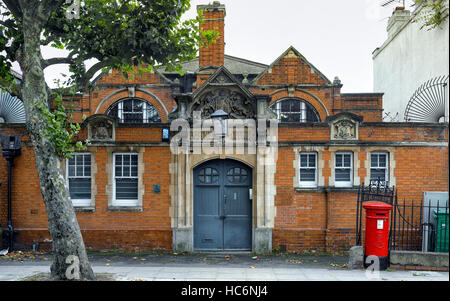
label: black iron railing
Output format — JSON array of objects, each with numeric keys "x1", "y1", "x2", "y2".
[
  {"x1": 390, "y1": 197, "x2": 449, "y2": 253},
  {"x1": 355, "y1": 180, "x2": 395, "y2": 246},
  {"x1": 356, "y1": 181, "x2": 449, "y2": 253}
]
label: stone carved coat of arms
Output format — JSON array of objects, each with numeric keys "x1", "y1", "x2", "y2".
[
  {"x1": 333, "y1": 119, "x2": 356, "y2": 140},
  {"x1": 191, "y1": 88, "x2": 255, "y2": 119}
]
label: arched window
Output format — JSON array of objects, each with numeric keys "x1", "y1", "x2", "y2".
[
  {"x1": 270, "y1": 98, "x2": 320, "y2": 123},
  {"x1": 107, "y1": 98, "x2": 161, "y2": 124}
]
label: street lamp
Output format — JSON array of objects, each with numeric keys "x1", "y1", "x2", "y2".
[{"x1": 211, "y1": 109, "x2": 229, "y2": 137}]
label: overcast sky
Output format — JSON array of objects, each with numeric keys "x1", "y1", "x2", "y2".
[
  {"x1": 13, "y1": 0, "x2": 416, "y2": 93},
  {"x1": 180, "y1": 0, "x2": 415, "y2": 93}
]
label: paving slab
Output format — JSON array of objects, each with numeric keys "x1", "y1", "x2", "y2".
[{"x1": 0, "y1": 252, "x2": 448, "y2": 281}]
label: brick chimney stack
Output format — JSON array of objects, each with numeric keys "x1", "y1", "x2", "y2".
[{"x1": 197, "y1": 1, "x2": 226, "y2": 67}]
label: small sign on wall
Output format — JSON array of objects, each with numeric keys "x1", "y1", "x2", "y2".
[{"x1": 162, "y1": 128, "x2": 170, "y2": 142}]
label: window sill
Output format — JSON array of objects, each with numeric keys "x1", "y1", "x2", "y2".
[
  {"x1": 294, "y1": 186, "x2": 325, "y2": 193},
  {"x1": 325, "y1": 186, "x2": 360, "y2": 193},
  {"x1": 73, "y1": 206, "x2": 95, "y2": 212},
  {"x1": 108, "y1": 206, "x2": 142, "y2": 212},
  {"x1": 294, "y1": 186, "x2": 360, "y2": 193}
]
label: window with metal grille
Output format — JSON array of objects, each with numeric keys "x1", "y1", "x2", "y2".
[
  {"x1": 335, "y1": 152, "x2": 353, "y2": 187},
  {"x1": 270, "y1": 98, "x2": 320, "y2": 123},
  {"x1": 299, "y1": 152, "x2": 317, "y2": 187},
  {"x1": 370, "y1": 152, "x2": 389, "y2": 184},
  {"x1": 67, "y1": 153, "x2": 91, "y2": 207},
  {"x1": 107, "y1": 98, "x2": 161, "y2": 124},
  {"x1": 113, "y1": 153, "x2": 139, "y2": 206}
]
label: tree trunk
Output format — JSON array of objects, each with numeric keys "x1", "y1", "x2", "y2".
[{"x1": 18, "y1": 4, "x2": 95, "y2": 280}]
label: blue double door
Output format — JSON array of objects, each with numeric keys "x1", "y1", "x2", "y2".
[{"x1": 194, "y1": 159, "x2": 253, "y2": 250}]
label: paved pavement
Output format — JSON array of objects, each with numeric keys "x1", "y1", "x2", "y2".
[
  {"x1": 0, "y1": 263, "x2": 448, "y2": 281},
  {"x1": 0, "y1": 252, "x2": 448, "y2": 281}
]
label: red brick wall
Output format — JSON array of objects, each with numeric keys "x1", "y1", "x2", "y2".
[
  {"x1": 0, "y1": 126, "x2": 173, "y2": 251},
  {"x1": 199, "y1": 9, "x2": 225, "y2": 67},
  {"x1": 1, "y1": 122, "x2": 448, "y2": 252},
  {"x1": 271, "y1": 125, "x2": 448, "y2": 252},
  {"x1": 256, "y1": 55, "x2": 328, "y2": 86}
]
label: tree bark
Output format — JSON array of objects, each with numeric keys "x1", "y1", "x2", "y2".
[{"x1": 17, "y1": 3, "x2": 95, "y2": 280}]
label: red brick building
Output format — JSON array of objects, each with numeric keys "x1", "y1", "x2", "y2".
[{"x1": 0, "y1": 2, "x2": 448, "y2": 253}]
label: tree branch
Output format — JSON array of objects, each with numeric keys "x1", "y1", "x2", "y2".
[
  {"x1": 41, "y1": 0, "x2": 66, "y2": 14},
  {"x1": 42, "y1": 57, "x2": 76, "y2": 69},
  {"x1": 75, "y1": 58, "x2": 114, "y2": 90},
  {"x1": 0, "y1": 19, "x2": 18, "y2": 29},
  {"x1": 2, "y1": 0, "x2": 22, "y2": 18}
]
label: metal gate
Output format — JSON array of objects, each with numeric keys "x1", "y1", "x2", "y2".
[
  {"x1": 356, "y1": 182, "x2": 449, "y2": 253},
  {"x1": 193, "y1": 159, "x2": 252, "y2": 251},
  {"x1": 355, "y1": 180, "x2": 395, "y2": 246}
]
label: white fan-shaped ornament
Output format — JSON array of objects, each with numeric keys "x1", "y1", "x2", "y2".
[
  {"x1": 404, "y1": 75, "x2": 449, "y2": 123},
  {"x1": 0, "y1": 90, "x2": 26, "y2": 123}
]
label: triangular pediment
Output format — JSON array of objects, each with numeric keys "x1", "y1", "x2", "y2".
[
  {"x1": 193, "y1": 66, "x2": 254, "y2": 99},
  {"x1": 190, "y1": 66, "x2": 256, "y2": 119},
  {"x1": 253, "y1": 46, "x2": 332, "y2": 85}
]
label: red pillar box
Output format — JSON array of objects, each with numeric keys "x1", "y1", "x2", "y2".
[{"x1": 362, "y1": 202, "x2": 393, "y2": 270}]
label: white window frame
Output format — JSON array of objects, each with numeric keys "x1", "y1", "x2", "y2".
[
  {"x1": 66, "y1": 153, "x2": 92, "y2": 207},
  {"x1": 299, "y1": 152, "x2": 318, "y2": 188},
  {"x1": 275, "y1": 99, "x2": 308, "y2": 122},
  {"x1": 334, "y1": 152, "x2": 353, "y2": 188},
  {"x1": 113, "y1": 152, "x2": 139, "y2": 206},
  {"x1": 117, "y1": 99, "x2": 148, "y2": 123},
  {"x1": 370, "y1": 152, "x2": 389, "y2": 184}
]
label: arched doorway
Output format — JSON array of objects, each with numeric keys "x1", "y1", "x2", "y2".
[{"x1": 193, "y1": 159, "x2": 253, "y2": 250}]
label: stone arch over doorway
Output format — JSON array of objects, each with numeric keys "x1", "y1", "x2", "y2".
[{"x1": 170, "y1": 151, "x2": 276, "y2": 254}]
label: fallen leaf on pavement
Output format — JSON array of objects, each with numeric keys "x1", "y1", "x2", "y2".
[{"x1": 286, "y1": 259, "x2": 303, "y2": 264}]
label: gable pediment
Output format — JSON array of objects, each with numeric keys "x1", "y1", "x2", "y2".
[
  {"x1": 189, "y1": 66, "x2": 256, "y2": 119},
  {"x1": 253, "y1": 46, "x2": 332, "y2": 86}
]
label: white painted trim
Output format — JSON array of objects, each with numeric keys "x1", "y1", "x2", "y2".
[
  {"x1": 369, "y1": 152, "x2": 389, "y2": 184},
  {"x1": 66, "y1": 153, "x2": 92, "y2": 207},
  {"x1": 334, "y1": 152, "x2": 353, "y2": 188},
  {"x1": 298, "y1": 152, "x2": 318, "y2": 188},
  {"x1": 112, "y1": 152, "x2": 139, "y2": 206}
]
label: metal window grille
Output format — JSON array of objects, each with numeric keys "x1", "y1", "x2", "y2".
[
  {"x1": 270, "y1": 98, "x2": 320, "y2": 123},
  {"x1": 335, "y1": 152, "x2": 352, "y2": 187},
  {"x1": 107, "y1": 98, "x2": 161, "y2": 124},
  {"x1": 114, "y1": 153, "x2": 138, "y2": 205},
  {"x1": 299, "y1": 152, "x2": 317, "y2": 187},
  {"x1": 67, "y1": 153, "x2": 91, "y2": 206}
]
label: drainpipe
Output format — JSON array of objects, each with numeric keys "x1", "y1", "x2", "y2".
[
  {"x1": 6, "y1": 156, "x2": 14, "y2": 251},
  {"x1": 1, "y1": 134, "x2": 22, "y2": 251}
]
